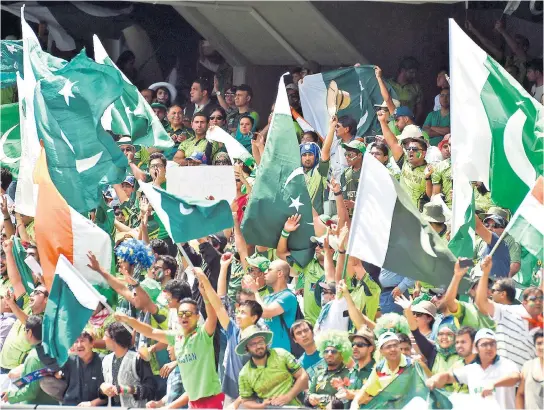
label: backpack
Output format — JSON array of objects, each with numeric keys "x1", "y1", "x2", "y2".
[{"x1": 279, "y1": 294, "x2": 305, "y2": 357}]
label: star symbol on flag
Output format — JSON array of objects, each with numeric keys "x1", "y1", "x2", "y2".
[
  {"x1": 58, "y1": 79, "x2": 78, "y2": 106},
  {"x1": 5, "y1": 43, "x2": 17, "y2": 54},
  {"x1": 289, "y1": 196, "x2": 304, "y2": 212}
]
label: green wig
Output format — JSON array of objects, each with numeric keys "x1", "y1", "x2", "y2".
[
  {"x1": 374, "y1": 313, "x2": 411, "y2": 338},
  {"x1": 315, "y1": 330, "x2": 353, "y2": 364}
]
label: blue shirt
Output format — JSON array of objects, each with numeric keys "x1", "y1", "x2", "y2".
[
  {"x1": 482, "y1": 233, "x2": 511, "y2": 278},
  {"x1": 263, "y1": 289, "x2": 298, "y2": 352},
  {"x1": 298, "y1": 351, "x2": 324, "y2": 381},
  {"x1": 379, "y1": 269, "x2": 415, "y2": 293},
  {"x1": 222, "y1": 321, "x2": 249, "y2": 398}
]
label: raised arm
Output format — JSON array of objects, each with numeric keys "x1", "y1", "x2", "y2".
[
  {"x1": 475, "y1": 215, "x2": 493, "y2": 245},
  {"x1": 114, "y1": 312, "x2": 169, "y2": 344},
  {"x1": 338, "y1": 280, "x2": 375, "y2": 330},
  {"x1": 465, "y1": 20, "x2": 503, "y2": 60},
  {"x1": 198, "y1": 257, "x2": 231, "y2": 330},
  {"x1": 475, "y1": 255, "x2": 495, "y2": 317},
  {"x1": 374, "y1": 66, "x2": 396, "y2": 114},
  {"x1": 377, "y1": 110, "x2": 403, "y2": 162},
  {"x1": 195, "y1": 269, "x2": 218, "y2": 336},
  {"x1": 495, "y1": 20, "x2": 527, "y2": 61},
  {"x1": 444, "y1": 259, "x2": 469, "y2": 314},
  {"x1": 86, "y1": 251, "x2": 134, "y2": 303},
  {"x1": 276, "y1": 214, "x2": 300, "y2": 260},
  {"x1": 320, "y1": 115, "x2": 337, "y2": 162},
  {"x1": 1, "y1": 197, "x2": 15, "y2": 239},
  {"x1": 2, "y1": 239, "x2": 26, "y2": 298}
]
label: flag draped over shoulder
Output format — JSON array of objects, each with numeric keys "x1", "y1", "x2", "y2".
[
  {"x1": 0, "y1": 40, "x2": 23, "y2": 89},
  {"x1": 33, "y1": 149, "x2": 111, "y2": 290},
  {"x1": 42, "y1": 255, "x2": 103, "y2": 366},
  {"x1": 362, "y1": 363, "x2": 452, "y2": 409},
  {"x1": 0, "y1": 103, "x2": 21, "y2": 176},
  {"x1": 299, "y1": 65, "x2": 397, "y2": 138},
  {"x1": 347, "y1": 153, "x2": 467, "y2": 291},
  {"x1": 139, "y1": 181, "x2": 233, "y2": 243},
  {"x1": 241, "y1": 74, "x2": 314, "y2": 267},
  {"x1": 93, "y1": 35, "x2": 173, "y2": 150}
]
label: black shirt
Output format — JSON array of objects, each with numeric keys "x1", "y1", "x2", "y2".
[{"x1": 63, "y1": 353, "x2": 104, "y2": 406}]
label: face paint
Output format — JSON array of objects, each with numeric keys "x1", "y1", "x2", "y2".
[{"x1": 416, "y1": 152, "x2": 422, "y2": 159}]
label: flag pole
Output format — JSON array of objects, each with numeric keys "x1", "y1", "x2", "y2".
[
  {"x1": 341, "y1": 253, "x2": 349, "y2": 280},
  {"x1": 488, "y1": 227, "x2": 509, "y2": 257}
]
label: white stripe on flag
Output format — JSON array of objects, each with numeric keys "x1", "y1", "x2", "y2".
[
  {"x1": 206, "y1": 126, "x2": 251, "y2": 161},
  {"x1": 299, "y1": 73, "x2": 329, "y2": 138},
  {"x1": 347, "y1": 153, "x2": 396, "y2": 266},
  {"x1": 55, "y1": 255, "x2": 103, "y2": 310}
]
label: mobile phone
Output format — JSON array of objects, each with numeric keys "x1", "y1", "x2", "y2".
[{"x1": 459, "y1": 258, "x2": 475, "y2": 269}]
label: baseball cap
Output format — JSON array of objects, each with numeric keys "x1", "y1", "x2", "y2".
[
  {"x1": 187, "y1": 152, "x2": 207, "y2": 163},
  {"x1": 374, "y1": 99, "x2": 401, "y2": 109},
  {"x1": 411, "y1": 300, "x2": 437, "y2": 318},
  {"x1": 474, "y1": 328, "x2": 496, "y2": 346},
  {"x1": 122, "y1": 176, "x2": 135, "y2": 187},
  {"x1": 318, "y1": 281, "x2": 336, "y2": 293},
  {"x1": 246, "y1": 255, "x2": 271, "y2": 272},
  {"x1": 140, "y1": 277, "x2": 162, "y2": 303},
  {"x1": 341, "y1": 139, "x2": 366, "y2": 154},
  {"x1": 377, "y1": 332, "x2": 399, "y2": 350},
  {"x1": 481, "y1": 206, "x2": 511, "y2": 222},
  {"x1": 393, "y1": 106, "x2": 415, "y2": 119},
  {"x1": 151, "y1": 102, "x2": 167, "y2": 111},
  {"x1": 117, "y1": 136, "x2": 135, "y2": 147},
  {"x1": 483, "y1": 214, "x2": 507, "y2": 229}
]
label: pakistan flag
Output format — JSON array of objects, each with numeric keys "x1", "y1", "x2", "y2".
[
  {"x1": 0, "y1": 103, "x2": 21, "y2": 176},
  {"x1": 241, "y1": 74, "x2": 314, "y2": 267},
  {"x1": 93, "y1": 35, "x2": 173, "y2": 149},
  {"x1": 1, "y1": 40, "x2": 23, "y2": 89},
  {"x1": 299, "y1": 65, "x2": 398, "y2": 138}
]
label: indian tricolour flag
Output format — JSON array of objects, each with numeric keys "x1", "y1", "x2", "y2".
[
  {"x1": 33, "y1": 148, "x2": 111, "y2": 290},
  {"x1": 503, "y1": 176, "x2": 544, "y2": 260},
  {"x1": 449, "y1": 19, "x2": 543, "y2": 257},
  {"x1": 347, "y1": 153, "x2": 466, "y2": 290},
  {"x1": 42, "y1": 254, "x2": 104, "y2": 366}
]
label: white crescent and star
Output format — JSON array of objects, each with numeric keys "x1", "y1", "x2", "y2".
[
  {"x1": 284, "y1": 167, "x2": 304, "y2": 188},
  {"x1": 179, "y1": 203, "x2": 194, "y2": 215},
  {"x1": 58, "y1": 79, "x2": 78, "y2": 106},
  {"x1": 5, "y1": 43, "x2": 17, "y2": 54},
  {"x1": 289, "y1": 196, "x2": 304, "y2": 212},
  {"x1": 0, "y1": 124, "x2": 21, "y2": 164}
]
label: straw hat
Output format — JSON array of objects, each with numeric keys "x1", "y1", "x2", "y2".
[{"x1": 326, "y1": 80, "x2": 351, "y2": 116}]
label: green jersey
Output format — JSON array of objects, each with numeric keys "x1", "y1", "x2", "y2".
[
  {"x1": 305, "y1": 160, "x2": 330, "y2": 215},
  {"x1": 397, "y1": 155, "x2": 428, "y2": 210},
  {"x1": 293, "y1": 258, "x2": 324, "y2": 325},
  {"x1": 431, "y1": 158, "x2": 452, "y2": 208}
]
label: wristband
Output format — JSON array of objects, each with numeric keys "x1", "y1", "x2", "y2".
[
  {"x1": 425, "y1": 177, "x2": 431, "y2": 181},
  {"x1": 281, "y1": 229, "x2": 290, "y2": 238},
  {"x1": 337, "y1": 250, "x2": 346, "y2": 254},
  {"x1": 3, "y1": 217, "x2": 10, "y2": 221},
  {"x1": 334, "y1": 191, "x2": 343, "y2": 196}
]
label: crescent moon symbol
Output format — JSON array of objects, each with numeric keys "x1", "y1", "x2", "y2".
[
  {"x1": 179, "y1": 203, "x2": 194, "y2": 215},
  {"x1": 0, "y1": 123, "x2": 21, "y2": 164},
  {"x1": 284, "y1": 167, "x2": 304, "y2": 188}
]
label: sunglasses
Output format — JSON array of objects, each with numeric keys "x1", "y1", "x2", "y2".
[
  {"x1": 323, "y1": 348, "x2": 338, "y2": 355},
  {"x1": 352, "y1": 341, "x2": 372, "y2": 348},
  {"x1": 177, "y1": 310, "x2": 195, "y2": 318},
  {"x1": 31, "y1": 289, "x2": 49, "y2": 297},
  {"x1": 406, "y1": 147, "x2": 422, "y2": 152},
  {"x1": 210, "y1": 116, "x2": 224, "y2": 120},
  {"x1": 344, "y1": 152, "x2": 359, "y2": 159},
  {"x1": 215, "y1": 160, "x2": 230, "y2": 165},
  {"x1": 413, "y1": 312, "x2": 426, "y2": 317},
  {"x1": 526, "y1": 295, "x2": 544, "y2": 302}
]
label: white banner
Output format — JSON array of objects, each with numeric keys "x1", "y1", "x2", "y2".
[{"x1": 166, "y1": 164, "x2": 236, "y2": 204}]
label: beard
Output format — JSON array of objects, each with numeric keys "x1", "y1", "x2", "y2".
[{"x1": 250, "y1": 349, "x2": 268, "y2": 360}]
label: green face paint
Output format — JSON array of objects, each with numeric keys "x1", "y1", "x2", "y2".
[{"x1": 416, "y1": 152, "x2": 422, "y2": 159}]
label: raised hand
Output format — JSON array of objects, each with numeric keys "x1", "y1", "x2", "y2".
[
  {"x1": 284, "y1": 214, "x2": 301, "y2": 233},
  {"x1": 394, "y1": 294, "x2": 412, "y2": 310}
]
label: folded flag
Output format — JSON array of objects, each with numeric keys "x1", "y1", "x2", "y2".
[
  {"x1": 0, "y1": 103, "x2": 21, "y2": 176},
  {"x1": 139, "y1": 180, "x2": 233, "y2": 243},
  {"x1": 93, "y1": 35, "x2": 173, "y2": 150},
  {"x1": 42, "y1": 254, "x2": 104, "y2": 366},
  {"x1": 347, "y1": 153, "x2": 468, "y2": 291},
  {"x1": 11, "y1": 236, "x2": 36, "y2": 296},
  {"x1": 206, "y1": 126, "x2": 251, "y2": 163},
  {"x1": 241, "y1": 74, "x2": 314, "y2": 267},
  {"x1": 33, "y1": 148, "x2": 111, "y2": 290},
  {"x1": 503, "y1": 176, "x2": 544, "y2": 260}
]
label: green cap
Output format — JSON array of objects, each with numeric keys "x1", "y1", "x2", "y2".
[
  {"x1": 235, "y1": 325, "x2": 273, "y2": 356},
  {"x1": 140, "y1": 277, "x2": 162, "y2": 303},
  {"x1": 341, "y1": 140, "x2": 366, "y2": 154},
  {"x1": 234, "y1": 151, "x2": 256, "y2": 169},
  {"x1": 246, "y1": 255, "x2": 271, "y2": 272},
  {"x1": 151, "y1": 102, "x2": 167, "y2": 111}
]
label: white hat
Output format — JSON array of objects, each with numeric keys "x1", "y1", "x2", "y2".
[
  {"x1": 374, "y1": 99, "x2": 400, "y2": 109},
  {"x1": 474, "y1": 328, "x2": 496, "y2": 346},
  {"x1": 377, "y1": 332, "x2": 399, "y2": 350},
  {"x1": 397, "y1": 124, "x2": 423, "y2": 143},
  {"x1": 148, "y1": 82, "x2": 177, "y2": 102}
]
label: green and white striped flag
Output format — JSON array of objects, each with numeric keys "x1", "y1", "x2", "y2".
[
  {"x1": 93, "y1": 35, "x2": 173, "y2": 150},
  {"x1": 449, "y1": 19, "x2": 543, "y2": 255},
  {"x1": 1, "y1": 40, "x2": 23, "y2": 89}
]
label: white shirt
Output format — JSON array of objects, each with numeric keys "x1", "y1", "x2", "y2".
[
  {"x1": 454, "y1": 356, "x2": 519, "y2": 409},
  {"x1": 492, "y1": 302, "x2": 535, "y2": 369},
  {"x1": 314, "y1": 298, "x2": 349, "y2": 336},
  {"x1": 531, "y1": 84, "x2": 543, "y2": 104},
  {"x1": 328, "y1": 137, "x2": 349, "y2": 199}
]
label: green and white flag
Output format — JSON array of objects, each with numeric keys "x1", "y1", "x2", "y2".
[
  {"x1": 448, "y1": 176, "x2": 476, "y2": 259},
  {"x1": 0, "y1": 103, "x2": 21, "y2": 176},
  {"x1": 241, "y1": 74, "x2": 314, "y2": 267},
  {"x1": 42, "y1": 254, "x2": 104, "y2": 366},
  {"x1": 207, "y1": 125, "x2": 251, "y2": 162},
  {"x1": 93, "y1": 35, "x2": 173, "y2": 149},
  {"x1": 299, "y1": 65, "x2": 398, "y2": 137},
  {"x1": 32, "y1": 48, "x2": 128, "y2": 213},
  {"x1": 347, "y1": 153, "x2": 468, "y2": 291},
  {"x1": 11, "y1": 236, "x2": 36, "y2": 296},
  {"x1": 0, "y1": 40, "x2": 23, "y2": 89},
  {"x1": 139, "y1": 180, "x2": 233, "y2": 243},
  {"x1": 449, "y1": 19, "x2": 543, "y2": 213}
]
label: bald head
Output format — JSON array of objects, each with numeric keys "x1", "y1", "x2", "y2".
[{"x1": 265, "y1": 259, "x2": 291, "y2": 287}]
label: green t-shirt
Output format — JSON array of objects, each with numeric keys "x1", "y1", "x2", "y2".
[
  {"x1": 238, "y1": 348, "x2": 302, "y2": 406},
  {"x1": 178, "y1": 136, "x2": 218, "y2": 160},
  {"x1": 341, "y1": 166, "x2": 361, "y2": 216},
  {"x1": 503, "y1": 233, "x2": 521, "y2": 264},
  {"x1": 119, "y1": 192, "x2": 140, "y2": 228},
  {"x1": 166, "y1": 326, "x2": 222, "y2": 401},
  {"x1": 7, "y1": 349, "x2": 58, "y2": 405},
  {"x1": 293, "y1": 258, "x2": 324, "y2": 325},
  {"x1": 348, "y1": 360, "x2": 375, "y2": 391},
  {"x1": 227, "y1": 258, "x2": 246, "y2": 304},
  {"x1": 389, "y1": 80, "x2": 423, "y2": 113},
  {"x1": 423, "y1": 111, "x2": 450, "y2": 146},
  {"x1": 0, "y1": 305, "x2": 33, "y2": 370},
  {"x1": 431, "y1": 158, "x2": 452, "y2": 208},
  {"x1": 305, "y1": 160, "x2": 330, "y2": 215},
  {"x1": 349, "y1": 275, "x2": 381, "y2": 322},
  {"x1": 474, "y1": 189, "x2": 495, "y2": 213},
  {"x1": 452, "y1": 300, "x2": 495, "y2": 330},
  {"x1": 398, "y1": 155, "x2": 428, "y2": 210},
  {"x1": 309, "y1": 365, "x2": 351, "y2": 396}
]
